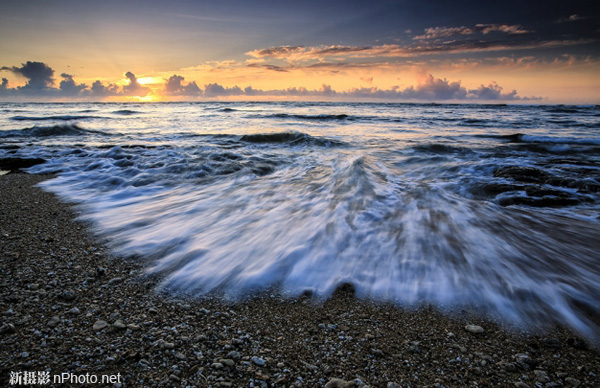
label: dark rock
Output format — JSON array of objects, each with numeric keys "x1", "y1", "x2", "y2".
[{"x1": 0, "y1": 157, "x2": 46, "y2": 172}]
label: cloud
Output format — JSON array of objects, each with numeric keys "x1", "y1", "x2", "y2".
[
  {"x1": 246, "y1": 63, "x2": 289, "y2": 72},
  {"x1": 174, "y1": 74, "x2": 539, "y2": 101},
  {"x1": 164, "y1": 74, "x2": 202, "y2": 96},
  {"x1": 203, "y1": 83, "x2": 244, "y2": 97},
  {"x1": 1, "y1": 61, "x2": 55, "y2": 92},
  {"x1": 59, "y1": 73, "x2": 87, "y2": 96},
  {"x1": 245, "y1": 37, "x2": 586, "y2": 64},
  {"x1": 557, "y1": 14, "x2": 585, "y2": 23},
  {"x1": 89, "y1": 80, "x2": 119, "y2": 98},
  {"x1": 474, "y1": 24, "x2": 530, "y2": 35},
  {"x1": 122, "y1": 71, "x2": 150, "y2": 96},
  {"x1": 0, "y1": 61, "x2": 152, "y2": 99},
  {"x1": 414, "y1": 26, "x2": 475, "y2": 40},
  {"x1": 414, "y1": 24, "x2": 530, "y2": 40}
]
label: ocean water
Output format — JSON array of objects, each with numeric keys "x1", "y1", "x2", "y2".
[{"x1": 1, "y1": 102, "x2": 600, "y2": 338}]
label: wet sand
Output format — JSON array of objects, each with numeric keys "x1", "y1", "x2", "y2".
[{"x1": 0, "y1": 173, "x2": 598, "y2": 388}]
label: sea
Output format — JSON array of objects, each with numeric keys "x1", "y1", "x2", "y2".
[{"x1": 1, "y1": 102, "x2": 599, "y2": 339}]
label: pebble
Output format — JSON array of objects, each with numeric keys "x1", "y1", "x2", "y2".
[
  {"x1": 0, "y1": 323, "x2": 16, "y2": 334},
  {"x1": 387, "y1": 383, "x2": 402, "y2": 388},
  {"x1": 251, "y1": 356, "x2": 266, "y2": 366},
  {"x1": 220, "y1": 358, "x2": 235, "y2": 367},
  {"x1": 325, "y1": 378, "x2": 349, "y2": 388},
  {"x1": 61, "y1": 289, "x2": 77, "y2": 301},
  {"x1": 534, "y1": 369, "x2": 550, "y2": 383},
  {"x1": 226, "y1": 350, "x2": 241, "y2": 360},
  {"x1": 47, "y1": 316, "x2": 60, "y2": 328},
  {"x1": 93, "y1": 320, "x2": 108, "y2": 331},
  {"x1": 565, "y1": 377, "x2": 581, "y2": 387},
  {"x1": 211, "y1": 362, "x2": 224, "y2": 369},
  {"x1": 68, "y1": 307, "x2": 80, "y2": 315},
  {"x1": 113, "y1": 320, "x2": 127, "y2": 329},
  {"x1": 465, "y1": 324, "x2": 484, "y2": 334},
  {"x1": 126, "y1": 323, "x2": 140, "y2": 331},
  {"x1": 514, "y1": 382, "x2": 530, "y2": 388}
]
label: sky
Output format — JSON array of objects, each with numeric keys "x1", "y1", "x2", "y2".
[{"x1": 0, "y1": 0, "x2": 598, "y2": 103}]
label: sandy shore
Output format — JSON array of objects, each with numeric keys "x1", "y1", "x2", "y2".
[{"x1": 0, "y1": 173, "x2": 598, "y2": 388}]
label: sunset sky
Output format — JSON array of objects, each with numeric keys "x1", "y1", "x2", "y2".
[{"x1": 0, "y1": 0, "x2": 598, "y2": 103}]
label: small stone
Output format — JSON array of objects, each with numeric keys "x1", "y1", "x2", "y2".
[
  {"x1": 211, "y1": 362, "x2": 224, "y2": 369},
  {"x1": 93, "y1": 320, "x2": 108, "y2": 331},
  {"x1": 68, "y1": 307, "x2": 80, "y2": 315},
  {"x1": 449, "y1": 343, "x2": 467, "y2": 353},
  {"x1": 61, "y1": 290, "x2": 77, "y2": 301},
  {"x1": 47, "y1": 316, "x2": 60, "y2": 328},
  {"x1": 465, "y1": 324, "x2": 484, "y2": 334},
  {"x1": 113, "y1": 320, "x2": 127, "y2": 329},
  {"x1": 514, "y1": 382, "x2": 530, "y2": 388},
  {"x1": 226, "y1": 350, "x2": 241, "y2": 360},
  {"x1": 276, "y1": 362, "x2": 285, "y2": 368},
  {"x1": 21, "y1": 352, "x2": 29, "y2": 358},
  {"x1": 219, "y1": 358, "x2": 235, "y2": 367},
  {"x1": 325, "y1": 378, "x2": 350, "y2": 388},
  {"x1": 387, "y1": 383, "x2": 402, "y2": 388},
  {"x1": 127, "y1": 324, "x2": 141, "y2": 331},
  {"x1": 169, "y1": 374, "x2": 181, "y2": 382},
  {"x1": 251, "y1": 356, "x2": 266, "y2": 366},
  {"x1": 565, "y1": 377, "x2": 581, "y2": 387},
  {"x1": 174, "y1": 352, "x2": 186, "y2": 360},
  {"x1": 534, "y1": 370, "x2": 550, "y2": 383},
  {"x1": 0, "y1": 323, "x2": 16, "y2": 334}
]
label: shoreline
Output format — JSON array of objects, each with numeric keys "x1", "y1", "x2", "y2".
[{"x1": 0, "y1": 173, "x2": 598, "y2": 388}]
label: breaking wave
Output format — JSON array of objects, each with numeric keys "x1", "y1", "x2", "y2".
[{"x1": 0, "y1": 124, "x2": 108, "y2": 137}]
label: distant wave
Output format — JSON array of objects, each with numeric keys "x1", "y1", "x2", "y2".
[
  {"x1": 112, "y1": 109, "x2": 142, "y2": 115},
  {"x1": 411, "y1": 143, "x2": 473, "y2": 154},
  {"x1": 0, "y1": 124, "x2": 108, "y2": 137},
  {"x1": 239, "y1": 131, "x2": 345, "y2": 147},
  {"x1": 499, "y1": 133, "x2": 600, "y2": 146},
  {"x1": 263, "y1": 113, "x2": 351, "y2": 121},
  {"x1": 10, "y1": 115, "x2": 104, "y2": 121},
  {"x1": 547, "y1": 107, "x2": 581, "y2": 114}
]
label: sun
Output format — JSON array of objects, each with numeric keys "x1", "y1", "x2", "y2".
[{"x1": 136, "y1": 76, "x2": 163, "y2": 85}]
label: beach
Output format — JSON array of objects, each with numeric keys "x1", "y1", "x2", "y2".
[{"x1": 1, "y1": 172, "x2": 598, "y2": 387}]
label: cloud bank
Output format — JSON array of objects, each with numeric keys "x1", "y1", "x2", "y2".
[
  {"x1": 0, "y1": 61, "x2": 142, "y2": 99},
  {"x1": 0, "y1": 61, "x2": 541, "y2": 102}
]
